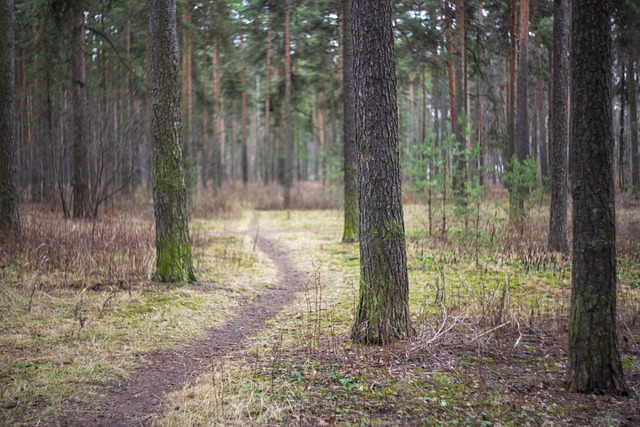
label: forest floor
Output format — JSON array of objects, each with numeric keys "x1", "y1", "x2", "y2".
[{"x1": 1, "y1": 186, "x2": 640, "y2": 426}]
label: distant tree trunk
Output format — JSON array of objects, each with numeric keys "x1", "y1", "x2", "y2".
[
  {"x1": 536, "y1": 37, "x2": 547, "y2": 179},
  {"x1": 283, "y1": 0, "x2": 293, "y2": 208},
  {"x1": 71, "y1": 0, "x2": 90, "y2": 219},
  {"x1": 241, "y1": 55, "x2": 248, "y2": 185},
  {"x1": 619, "y1": 58, "x2": 626, "y2": 190},
  {"x1": 629, "y1": 55, "x2": 639, "y2": 193},
  {"x1": 201, "y1": 47, "x2": 209, "y2": 189},
  {"x1": 342, "y1": 0, "x2": 358, "y2": 243},
  {"x1": 452, "y1": 0, "x2": 466, "y2": 203},
  {"x1": 148, "y1": 0, "x2": 196, "y2": 283},
  {"x1": 181, "y1": 3, "x2": 194, "y2": 193},
  {"x1": 511, "y1": 0, "x2": 530, "y2": 222},
  {"x1": 567, "y1": 0, "x2": 627, "y2": 395},
  {"x1": 548, "y1": 0, "x2": 569, "y2": 253},
  {"x1": 213, "y1": 35, "x2": 223, "y2": 186},
  {"x1": 264, "y1": 9, "x2": 272, "y2": 184},
  {"x1": 351, "y1": 0, "x2": 411, "y2": 345},
  {"x1": 506, "y1": 0, "x2": 517, "y2": 165},
  {"x1": 0, "y1": 0, "x2": 20, "y2": 237}
]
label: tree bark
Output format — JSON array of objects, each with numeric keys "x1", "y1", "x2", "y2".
[
  {"x1": 536, "y1": 36, "x2": 547, "y2": 179},
  {"x1": 548, "y1": 0, "x2": 569, "y2": 253},
  {"x1": 148, "y1": 0, "x2": 196, "y2": 283},
  {"x1": 241, "y1": 54, "x2": 248, "y2": 185},
  {"x1": 629, "y1": 55, "x2": 639, "y2": 193},
  {"x1": 283, "y1": 0, "x2": 293, "y2": 208},
  {"x1": 351, "y1": 0, "x2": 411, "y2": 345},
  {"x1": 71, "y1": 0, "x2": 90, "y2": 219},
  {"x1": 264, "y1": 9, "x2": 272, "y2": 184},
  {"x1": 342, "y1": 0, "x2": 358, "y2": 243},
  {"x1": 452, "y1": 0, "x2": 466, "y2": 203},
  {"x1": 567, "y1": 0, "x2": 627, "y2": 395},
  {"x1": 511, "y1": 0, "x2": 530, "y2": 221},
  {"x1": 0, "y1": 0, "x2": 19, "y2": 237}
]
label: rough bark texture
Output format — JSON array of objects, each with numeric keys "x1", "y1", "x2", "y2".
[
  {"x1": 71, "y1": 0, "x2": 90, "y2": 219},
  {"x1": 567, "y1": 0, "x2": 627, "y2": 395},
  {"x1": 148, "y1": 0, "x2": 196, "y2": 283},
  {"x1": 351, "y1": 0, "x2": 411, "y2": 345},
  {"x1": 629, "y1": 55, "x2": 639, "y2": 193},
  {"x1": 283, "y1": 0, "x2": 292, "y2": 208},
  {"x1": 548, "y1": 0, "x2": 569, "y2": 253},
  {"x1": 342, "y1": 0, "x2": 358, "y2": 243},
  {"x1": 0, "y1": 0, "x2": 19, "y2": 237}
]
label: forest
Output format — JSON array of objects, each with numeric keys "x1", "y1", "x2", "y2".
[{"x1": 1, "y1": 0, "x2": 639, "y2": 425}]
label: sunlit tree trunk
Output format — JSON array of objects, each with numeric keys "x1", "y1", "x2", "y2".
[
  {"x1": 148, "y1": 0, "x2": 196, "y2": 283},
  {"x1": 0, "y1": 0, "x2": 20, "y2": 237},
  {"x1": 351, "y1": 0, "x2": 411, "y2": 345},
  {"x1": 567, "y1": 0, "x2": 627, "y2": 395}
]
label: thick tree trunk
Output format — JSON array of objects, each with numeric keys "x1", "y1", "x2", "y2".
[
  {"x1": 0, "y1": 0, "x2": 19, "y2": 237},
  {"x1": 71, "y1": 0, "x2": 90, "y2": 219},
  {"x1": 342, "y1": 0, "x2": 358, "y2": 243},
  {"x1": 548, "y1": 0, "x2": 569, "y2": 253},
  {"x1": 148, "y1": 0, "x2": 196, "y2": 283},
  {"x1": 283, "y1": 0, "x2": 293, "y2": 208},
  {"x1": 351, "y1": 0, "x2": 411, "y2": 345},
  {"x1": 567, "y1": 0, "x2": 627, "y2": 395}
]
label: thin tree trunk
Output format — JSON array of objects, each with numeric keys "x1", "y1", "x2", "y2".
[
  {"x1": 264, "y1": 10, "x2": 272, "y2": 184},
  {"x1": 548, "y1": 0, "x2": 569, "y2": 253},
  {"x1": 536, "y1": 35, "x2": 547, "y2": 178},
  {"x1": 619, "y1": 57, "x2": 626, "y2": 190},
  {"x1": 629, "y1": 55, "x2": 639, "y2": 193},
  {"x1": 241, "y1": 54, "x2": 248, "y2": 185},
  {"x1": 71, "y1": 0, "x2": 90, "y2": 219},
  {"x1": 283, "y1": 0, "x2": 293, "y2": 208},
  {"x1": 567, "y1": 0, "x2": 627, "y2": 395},
  {"x1": 342, "y1": 0, "x2": 358, "y2": 243}
]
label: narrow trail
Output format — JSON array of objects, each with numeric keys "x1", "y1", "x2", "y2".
[{"x1": 65, "y1": 212, "x2": 309, "y2": 427}]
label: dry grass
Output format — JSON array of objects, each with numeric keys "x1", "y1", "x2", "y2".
[
  {"x1": 155, "y1": 200, "x2": 640, "y2": 427},
  {"x1": 0, "y1": 204, "x2": 277, "y2": 426}
]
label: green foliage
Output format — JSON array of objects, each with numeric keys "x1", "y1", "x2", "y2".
[{"x1": 503, "y1": 155, "x2": 538, "y2": 222}]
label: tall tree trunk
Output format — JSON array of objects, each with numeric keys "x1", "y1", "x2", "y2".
[
  {"x1": 283, "y1": 0, "x2": 293, "y2": 208},
  {"x1": 148, "y1": 0, "x2": 196, "y2": 283},
  {"x1": 0, "y1": 0, "x2": 20, "y2": 237},
  {"x1": 511, "y1": 0, "x2": 531, "y2": 224},
  {"x1": 342, "y1": 0, "x2": 358, "y2": 243},
  {"x1": 71, "y1": 0, "x2": 90, "y2": 219},
  {"x1": 264, "y1": 9, "x2": 272, "y2": 184},
  {"x1": 536, "y1": 36, "x2": 547, "y2": 179},
  {"x1": 351, "y1": 0, "x2": 411, "y2": 345},
  {"x1": 452, "y1": 0, "x2": 466, "y2": 203},
  {"x1": 181, "y1": 3, "x2": 194, "y2": 193},
  {"x1": 506, "y1": 0, "x2": 517, "y2": 165},
  {"x1": 241, "y1": 55, "x2": 248, "y2": 185},
  {"x1": 213, "y1": 35, "x2": 223, "y2": 186},
  {"x1": 548, "y1": 0, "x2": 569, "y2": 253},
  {"x1": 201, "y1": 47, "x2": 209, "y2": 189},
  {"x1": 619, "y1": 57, "x2": 626, "y2": 190},
  {"x1": 567, "y1": 0, "x2": 627, "y2": 395},
  {"x1": 629, "y1": 55, "x2": 639, "y2": 193}
]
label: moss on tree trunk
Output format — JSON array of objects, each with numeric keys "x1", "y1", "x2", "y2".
[{"x1": 148, "y1": 0, "x2": 196, "y2": 283}]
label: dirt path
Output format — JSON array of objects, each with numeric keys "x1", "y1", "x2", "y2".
[{"x1": 64, "y1": 212, "x2": 309, "y2": 427}]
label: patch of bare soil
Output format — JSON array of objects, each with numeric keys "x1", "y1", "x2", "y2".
[{"x1": 58, "y1": 213, "x2": 308, "y2": 427}]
